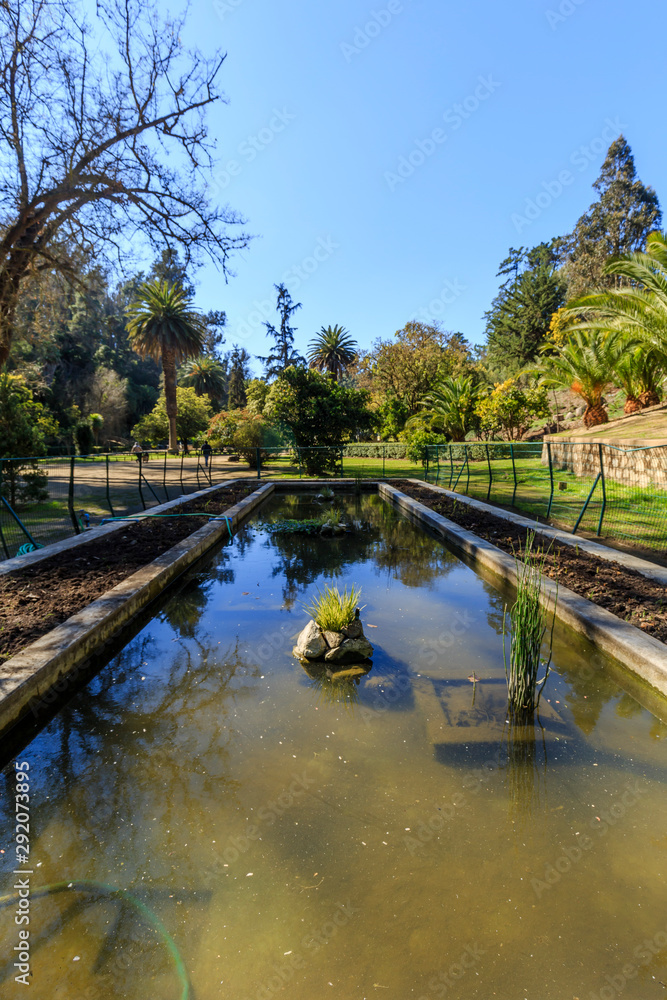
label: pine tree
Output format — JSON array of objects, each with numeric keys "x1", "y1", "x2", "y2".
[
  {"x1": 564, "y1": 136, "x2": 661, "y2": 297},
  {"x1": 258, "y1": 284, "x2": 305, "y2": 379},
  {"x1": 227, "y1": 345, "x2": 252, "y2": 409},
  {"x1": 485, "y1": 242, "x2": 567, "y2": 375}
]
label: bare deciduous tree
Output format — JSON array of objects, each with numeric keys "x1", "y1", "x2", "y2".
[{"x1": 0, "y1": 0, "x2": 250, "y2": 365}]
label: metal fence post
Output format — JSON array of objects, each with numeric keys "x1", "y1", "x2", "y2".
[
  {"x1": 0, "y1": 460, "x2": 9, "y2": 559},
  {"x1": 163, "y1": 450, "x2": 170, "y2": 502},
  {"x1": 382, "y1": 445, "x2": 386, "y2": 479},
  {"x1": 68, "y1": 456, "x2": 81, "y2": 533},
  {"x1": 485, "y1": 444, "x2": 492, "y2": 503},
  {"x1": 297, "y1": 447, "x2": 302, "y2": 479},
  {"x1": 464, "y1": 445, "x2": 470, "y2": 493},
  {"x1": 510, "y1": 443, "x2": 518, "y2": 507},
  {"x1": 256, "y1": 448, "x2": 261, "y2": 481},
  {"x1": 449, "y1": 445, "x2": 454, "y2": 488},
  {"x1": 425, "y1": 447, "x2": 429, "y2": 481},
  {"x1": 597, "y1": 443, "x2": 607, "y2": 536},
  {"x1": 105, "y1": 454, "x2": 115, "y2": 516},
  {"x1": 180, "y1": 451, "x2": 185, "y2": 494},
  {"x1": 137, "y1": 455, "x2": 146, "y2": 510},
  {"x1": 340, "y1": 448, "x2": 344, "y2": 478},
  {"x1": 546, "y1": 442, "x2": 554, "y2": 519}
]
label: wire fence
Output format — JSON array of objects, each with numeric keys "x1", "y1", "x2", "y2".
[
  {"x1": 425, "y1": 441, "x2": 667, "y2": 556},
  {"x1": 2, "y1": 441, "x2": 666, "y2": 560},
  {"x1": 0, "y1": 450, "x2": 221, "y2": 559}
]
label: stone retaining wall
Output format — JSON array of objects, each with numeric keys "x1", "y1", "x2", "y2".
[{"x1": 543, "y1": 438, "x2": 667, "y2": 489}]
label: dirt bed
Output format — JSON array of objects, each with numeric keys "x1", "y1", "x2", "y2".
[
  {"x1": 393, "y1": 480, "x2": 667, "y2": 646},
  {"x1": 0, "y1": 481, "x2": 258, "y2": 663}
]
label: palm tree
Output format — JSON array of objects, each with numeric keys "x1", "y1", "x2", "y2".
[
  {"x1": 417, "y1": 375, "x2": 482, "y2": 441},
  {"x1": 561, "y1": 230, "x2": 667, "y2": 352},
  {"x1": 534, "y1": 329, "x2": 626, "y2": 428},
  {"x1": 127, "y1": 280, "x2": 205, "y2": 452},
  {"x1": 612, "y1": 344, "x2": 665, "y2": 414},
  {"x1": 179, "y1": 356, "x2": 227, "y2": 408},
  {"x1": 307, "y1": 325, "x2": 358, "y2": 380}
]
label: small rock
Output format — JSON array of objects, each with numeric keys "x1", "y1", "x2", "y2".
[
  {"x1": 324, "y1": 636, "x2": 374, "y2": 664},
  {"x1": 293, "y1": 619, "x2": 328, "y2": 659},
  {"x1": 323, "y1": 630, "x2": 344, "y2": 649}
]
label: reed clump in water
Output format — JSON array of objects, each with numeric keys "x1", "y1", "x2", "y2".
[
  {"x1": 304, "y1": 584, "x2": 362, "y2": 632},
  {"x1": 503, "y1": 531, "x2": 557, "y2": 719}
]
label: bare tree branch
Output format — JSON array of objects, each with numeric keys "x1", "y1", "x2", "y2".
[{"x1": 0, "y1": 0, "x2": 251, "y2": 365}]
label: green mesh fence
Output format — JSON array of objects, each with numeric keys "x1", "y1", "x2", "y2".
[{"x1": 425, "y1": 442, "x2": 667, "y2": 556}]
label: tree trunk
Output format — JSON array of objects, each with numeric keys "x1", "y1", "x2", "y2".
[
  {"x1": 638, "y1": 390, "x2": 661, "y2": 409},
  {"x1": 624, "y1": 396, "x2": 642, "y2": 415},
  {"x1": 163, "y1": 346, "x2": 179, "y2": 453},
  {"x1": 583, "y1": 404, "x2": 608, "y2": 428},
  {"x1": 0, "y1": 267, "x2": 24, "y2": 368}
]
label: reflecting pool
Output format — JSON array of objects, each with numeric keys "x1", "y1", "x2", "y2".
[{"x1": 1, "y1": 493, "x2": 666, "y2": 1000}]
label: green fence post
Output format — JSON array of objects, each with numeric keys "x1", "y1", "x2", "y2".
[
  {"x1": 137, "y1": 455, "x2": 146, "y2": 510},
  {"x1": 510, "y1": 443, "x2": 518, "y2": 507},
  {"x1": 256, "y1": 448, "x2": 261, "y2": 481},
  {"x1": 485, "y1": 444, "x2": 492, "y2": 502},
  {"x1": 340, "y1": 448, "x2": 344, "y2": 478},
  {"x1": 464, "y1": 445, "x2": 470, "y2": 493},
  {"x1": 180, "y1": 451, "x2": 185, "y2": 494},
  {"x1": 546, "y1": 442, "x2": 554, "y2": 519},
  {"x1": 425, "y1": 447, "x2": 429, "y2": 481},
  {"x1": 163, "y1": 450, "x2": 170, "y2": 501},
  {"x1": 596, "y1": 443, "x2": 607, "y2": 536},
  {"x1": 382, "y1": 445, "x2": 386, "y2": 479},
  {"x1": 105, "y1": 454, "x2": 115, "y2": 517},
  {"x1": 68, "y1": 456, "x2": 82, "y2": 534},
  {"x1": 0, "y1": 460, "x2": 9, "y2": 559},
  {"x1": 449, "y1": 445, "x2": 454, "y2": 488}
]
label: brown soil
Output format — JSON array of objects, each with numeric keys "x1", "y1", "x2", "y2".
[
  {"x1": 393, "y1": 480, "x2": 667, "y2": 646},
  {"x1": 0, "y1": 481, "x2": 258, "y2": 663}
]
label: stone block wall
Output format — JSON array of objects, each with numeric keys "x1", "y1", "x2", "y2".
[{"x1": 542, "y1": 438, "x2": 667, "y2": 490}]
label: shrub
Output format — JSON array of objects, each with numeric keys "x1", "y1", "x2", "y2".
[{"x1": 75, "y1": 421, "x2": 95, "y2": 455}]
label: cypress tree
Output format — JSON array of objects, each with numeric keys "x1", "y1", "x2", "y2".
[{"x1": 258, "y1": 284, "x2": 305, "y2": 379}]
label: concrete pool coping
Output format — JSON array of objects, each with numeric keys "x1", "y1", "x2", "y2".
[
  {"x1": 0, "y1": 482, "x2": 274, "y2": 738},
  {"x1": 380, "y1": 483, "x2": 667, "y2": 701}
]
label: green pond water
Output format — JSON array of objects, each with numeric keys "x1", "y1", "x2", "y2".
[{"x1": 1, "y1": 493, "x2": 667, "y2": 1000}]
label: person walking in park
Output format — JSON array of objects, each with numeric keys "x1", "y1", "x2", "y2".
[
  {"x1": 131, "y1": 441, "x2": 143, "y2": 462},
  {"x1": 202, "y1": 441, "x2": 212, "y2": 468}
]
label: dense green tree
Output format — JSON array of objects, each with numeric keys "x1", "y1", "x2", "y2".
[
  {"x1": 354, "y1": 322, "x2": 474, "y2": 424},
  {"x1": 0, "y1": 372, "x2": 59, "y2": 505},
  {"x1": 127, "y1": 280, "x2": 206, "y2": 452},
  {"x1": 307, "y1": 325, "x2": 358, "y2": 380},
  {"x1": 131, "y1": 387, "x2": 211, "y2": 448},
  {"x1": 258, "y1": 285, "x2": 305, "y2": 379},
  {"x1": 227, "y1": 345, "x2": 252, "y2": 410},
  {"x1": 266, "y1": 367, "x2": 373, "y2": 474},
  {"x1": 475, "y1": 379, "x2": 549, "y2": 440},
  {"x1": 485, "y1": 242, "x2": 567, "y2": 375},
  {"x1": 563, "y1": 136, "x2": 661, "y2": 297}
]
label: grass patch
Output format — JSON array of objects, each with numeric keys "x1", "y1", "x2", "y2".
[{"x1": 304, "y1": 584, "x2": 363, "y2": 632}]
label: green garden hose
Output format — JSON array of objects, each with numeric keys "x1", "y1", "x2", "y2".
[{"x1": 0, "y1": 879, "x2": 189, "y2": 1000}]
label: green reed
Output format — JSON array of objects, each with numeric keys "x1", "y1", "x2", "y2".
[{"x1": 503, "y1": 531, "x2": 557, "y2": 718}]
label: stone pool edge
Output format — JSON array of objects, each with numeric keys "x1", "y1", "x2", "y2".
[
  {"x1": 380, "y1": 482, "x2": 667, "y2": 700},
  {"x1": 0, "y1": 483, "x2": 274, "y2": 738}
]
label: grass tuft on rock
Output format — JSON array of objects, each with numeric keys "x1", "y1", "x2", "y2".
[{"x1": 304, "y1": 584, "x2": 362, "y2": 632}]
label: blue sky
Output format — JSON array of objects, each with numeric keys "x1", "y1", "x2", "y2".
[{"x1": 181, "y1": 0, "x2": 667, "y2": 372}]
